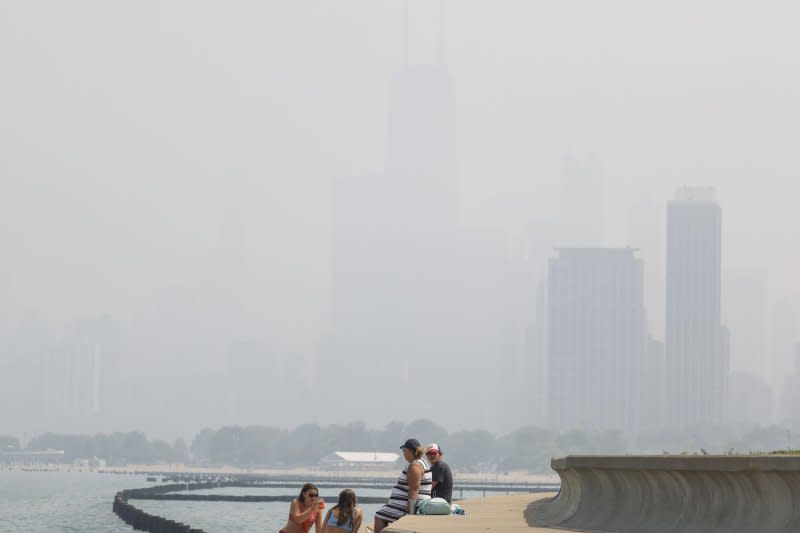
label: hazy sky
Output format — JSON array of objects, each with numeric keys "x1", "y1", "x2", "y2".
[{"x1": 1, "y1": 1, "x2": 799, "y2": 434}]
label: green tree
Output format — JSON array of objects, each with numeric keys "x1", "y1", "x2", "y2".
[
  {"x1": 210, "y1": 426, "x2": 243, "y2": 465},
  {"x1": 286, "y1": 424, "x2": 325, "y2": 465},
  {"x1": 403, "y1": 419, "x2": 449, "y2": 447},
  {"x1": 173, "y1": 438, "x2": 190, "y2": 463},
  {"x1": 556, "y1": 429, "x2": 590, "y2": 454},
  {"x1": 240, "y1": 426, "x2": 286, "y2": 466},
  {"x1": 497, "y1": 426, "x2": 557, "y2": 472},
  {"x1": 151, "y1": 440, "x2": 174, "y2": 463},
  {"x1": 121, "y1": 432, "x2": 152, "y2": 464},
  {"x1": 446, "y1": 430, "x2": 495, "y2": 471},
  {"x1": 378, "y1": 421, "x2": 405, "y2": 450},
  {"x1": 191, "y1": 428, "x2": 215, "y2": 462}
]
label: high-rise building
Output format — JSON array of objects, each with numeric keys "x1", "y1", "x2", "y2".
[
  {"x1": 723, "y1": 270, "x2": 768, "y2": 382},
  {"x1": 329, "y1": 61, "x2": 460, "y2": 416},
  {"x1": 728, "y1": 371, "x2": 774, "y2": 425},
  {"x1": 665, "y1": 187, "x2": 727, "y2": 427},
  {"x1": 629, "y1": 196, "x2": 665, "y2": 339},
  {"x1": 526, "y1": 281, "x2": 548, "y2": 426},
  {"x1": 772, "y1": 299, "x2": 798, "y2": 420},
  {"x1": 327, "y1": 14, "x2": 500, "y2": 428},
  {"x1": 547, "y1": 248, "x2": 646, "y2": 433}
]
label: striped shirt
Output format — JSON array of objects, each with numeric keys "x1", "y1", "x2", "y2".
[{"x1": 375, "y1": 456, "x2": 433, "y2": 523}]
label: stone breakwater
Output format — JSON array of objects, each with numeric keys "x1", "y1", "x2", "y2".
[
  {"x1": 527, "y1": 455, "x2": 800, "y2": 533},
  {"x1": 113, "y1": 480, "x2": 389, "y2": 531},
  {"x1": 114, "y1": 483, "x2": 208, "y2": 532}
]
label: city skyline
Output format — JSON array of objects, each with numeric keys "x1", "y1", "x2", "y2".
[{"x1": 1, "y1": 1, "x2": 799, "y2": 441}]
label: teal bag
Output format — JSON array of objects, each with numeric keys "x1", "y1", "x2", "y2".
[{"x1": 416, "y1": 497, "x2": 452, "y2": 515}]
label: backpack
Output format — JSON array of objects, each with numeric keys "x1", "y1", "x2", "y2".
[{"x1": 416, "y1": 497, "x2": 453, "y2": 515}]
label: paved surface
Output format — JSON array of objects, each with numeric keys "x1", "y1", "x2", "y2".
[{"x1": 382, "y1": 492, "x2": 565, "y2": 533}]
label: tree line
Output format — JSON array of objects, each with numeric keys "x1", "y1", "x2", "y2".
[
  {"x1": 2, "y1": 419, "x2": 622, "y2": 472},
  {"x1": 3, "y1": 419, "x2": 799, "y2": 473}
]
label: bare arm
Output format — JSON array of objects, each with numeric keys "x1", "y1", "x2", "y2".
[
  {"x1": 406, "y1": 462, "x2": 423, "y2": 513},
  {"x1": 290, "y1": 499, "x2": 321, "y2": 525},
  {"x1": 320, "y1": 508, "x2": 332, "y2": 533},
  {"x1": 314, "y1": 505, "x2": 323, "y2": 533},
  {"x1": 353, "y1": 509, "x2": 362, "y2": 533}
]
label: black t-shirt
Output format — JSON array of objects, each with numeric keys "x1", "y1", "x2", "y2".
[{"x1": 431, "y1": 460, "x2": 453, "y2": 503}]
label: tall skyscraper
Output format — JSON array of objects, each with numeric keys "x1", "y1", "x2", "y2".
[
  {"x1": 665, "y1": 187, "x2": 727, "y2": 427},
  {"x1": 722, "y1": 270, "x2": 768, "y2": 382},
  {"x1": 629, "y1": 196, "x2": 665, "y2": 339},
  {"x1": 526, "y1": 281, "x2": 548, "y2": 426},
  {"x1": 547, "y1": 248, "x2": 646, "y2": 433},
  {"x1": 772, "y1": 299, "x2": 798, "y2": 420},
  {"x1": 327, "y1": 10, "x2": 475, "y2": 426}
]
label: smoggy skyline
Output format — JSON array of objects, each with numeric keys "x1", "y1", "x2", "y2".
[{"x1": 2, "y1": 1, "x2": 799, "y2": 440}]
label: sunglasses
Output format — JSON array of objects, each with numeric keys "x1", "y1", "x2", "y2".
[{"x1": 306, "y1": 492, "x2": 318, "y2": 497}]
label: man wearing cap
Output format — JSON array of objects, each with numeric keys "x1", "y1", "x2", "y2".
[{"x1": 426, "y1": 443, "x2": 453, "y2": 503}]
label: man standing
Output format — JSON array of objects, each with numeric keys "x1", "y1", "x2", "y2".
[{"x1": 426, "y1": 443, "x2": 453, "y2": 503}]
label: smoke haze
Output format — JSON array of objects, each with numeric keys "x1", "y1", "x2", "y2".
[{"x1": 2, "y1": 1, "x2": 799, "y2": 442}]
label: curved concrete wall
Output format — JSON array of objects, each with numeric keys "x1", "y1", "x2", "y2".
[{"x1": 527, "y1": 455, "x2": 800, "y2": 533}]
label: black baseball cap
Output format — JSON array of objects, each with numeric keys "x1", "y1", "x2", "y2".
[{"x1": 400, "y1": 438, "x2": 421, "y2": 451}]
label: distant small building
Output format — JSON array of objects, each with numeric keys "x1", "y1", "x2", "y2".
[
  {"x1": 319, "y1": 451, "x2": 399, "y2": 470},
  {"x1": 0, "y1": 449, "x2": 65, "y2": 465}
]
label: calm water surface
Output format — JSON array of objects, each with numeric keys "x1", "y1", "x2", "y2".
[{"x1": 0, "y1": 470, "x2": 420, "y2": 532}]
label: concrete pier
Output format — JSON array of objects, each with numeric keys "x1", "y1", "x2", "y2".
[
  {"x1": 384, "y1": 493, "x2": 559, "y2": 533},
  {"x1": 528, "y1": 454, "x2": 800, "y2": 533}
]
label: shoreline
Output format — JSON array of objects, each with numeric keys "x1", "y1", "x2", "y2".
[{"x1": 1, "y1": 463, "x2": 559, "y2": 484}]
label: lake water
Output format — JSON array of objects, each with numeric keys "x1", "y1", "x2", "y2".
[{"x1": 0, "y1": 470, "x2": 487, "y2": 532}]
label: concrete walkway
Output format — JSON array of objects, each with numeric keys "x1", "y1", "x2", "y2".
[{"x1": 383, "y1": 492, "x2": 565, "y2": 533}]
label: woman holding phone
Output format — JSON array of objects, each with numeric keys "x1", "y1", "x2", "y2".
[{"x1": 279, "y1": 483, "x2": 324, "y2": 533}]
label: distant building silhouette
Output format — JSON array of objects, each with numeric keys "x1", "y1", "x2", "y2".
[
  {"x1": 559, "y1": 152, "x2": 604, "y2": 247},
  {"x1": 326, "y1": 17, "x2": 516, "y2": 428},
  {"x1": 629, "y1": 196, "x2": 664, "y2": 340},
  {"x1": 723, "y1": 271, "x2": 768, "y2": 386},
  {"x1": 329, "y1": 61, "x2": 461, "y2": 418},
  {"x1": 782, "y1": 343, "x2": 800, "y2": 423},
  {"x1": 772, "y1": 299, "x2": 798, "y2": 421},
  {"x1": 641, "y1": 337, "x2": 666, "y2": 431},
  {"x1": 728, "y1": 371, "x2": 774, "y2": 425},
  {"x1": 547, "y1": 247, "x2": 645, "y2": 433},
  {"x1": 526, "y1": 281, "x2": 548, "y2": 426},
  {"x1": 665, "y1": 187, "x2": 728, "y2": 427}
]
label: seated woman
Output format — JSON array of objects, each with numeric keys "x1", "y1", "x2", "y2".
[
  {"x1": 321, "y1": 489, "x2": 362, "y2": 533},
  {"x1": 372, "y1": 439, "x2": 432, "y2": 533},
  {"x1": 279, "y1": 483, "x2": 323, "y2": 533}
]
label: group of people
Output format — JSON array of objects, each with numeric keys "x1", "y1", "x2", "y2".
[
  {"x1": 279, "y1": 439, "x2": 453, "y2": 533},
  {"x1": 279, "y1": 484, "x2": 361, "y2": 533}
]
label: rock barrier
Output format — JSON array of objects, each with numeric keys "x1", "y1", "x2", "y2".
[
  {"x1": 112, "y1": 480, "x2": 387, "y2": 531},
  {"x1": 527, "y1": 455, "x2": 800, "y2": 533},
  {"x1": 114, "y1": 488, "x2": 205, "y2": 533}
]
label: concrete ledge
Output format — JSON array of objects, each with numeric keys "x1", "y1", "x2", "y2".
[
  {"x1": 528, "y1": 454, "x2": 800, "y2": 533},
  {"x1": 384, "y1": 493, "x2": 560, "y2": 533}
]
